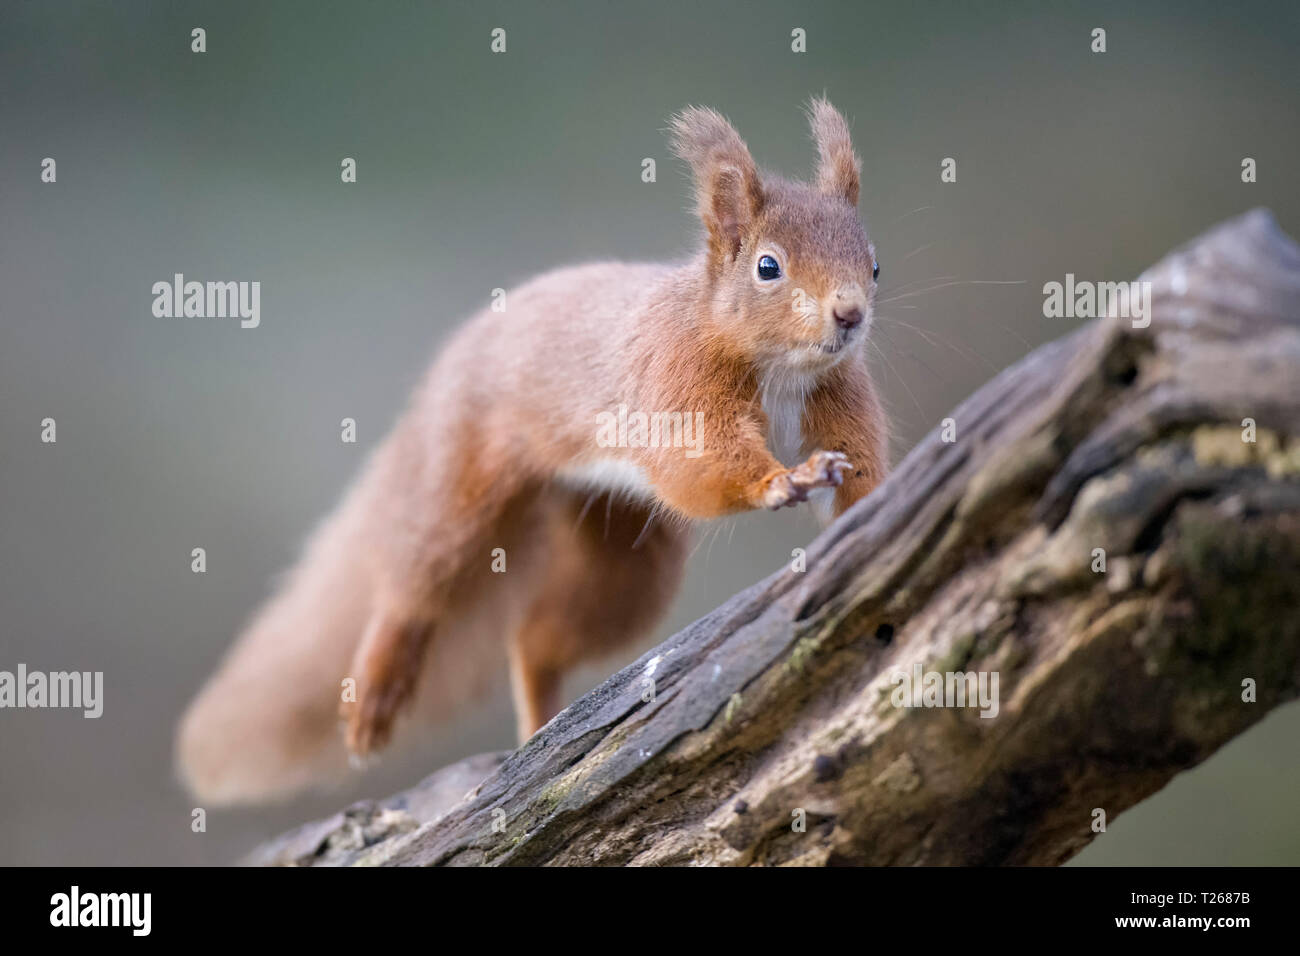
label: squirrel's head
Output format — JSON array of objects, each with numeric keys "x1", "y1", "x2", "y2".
[{"x1": 670, "y1": 98, "x2": 877, "y2": 375}]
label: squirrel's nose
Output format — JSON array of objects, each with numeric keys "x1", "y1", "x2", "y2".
[{"x1": 833, "y1": 305, "x2": 864, "y2": 330}]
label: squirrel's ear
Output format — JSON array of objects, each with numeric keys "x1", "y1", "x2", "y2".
[
  {"x1": 807, "y1": 96, "x2": 860, "y2": 206},
  {"x1": 669, "y1": 106, "x2": 764, "y2": 263}
]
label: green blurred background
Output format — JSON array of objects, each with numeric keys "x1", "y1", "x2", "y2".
[{"x1": 1, "y1": 0, "x2": 1297, "y2": 865}]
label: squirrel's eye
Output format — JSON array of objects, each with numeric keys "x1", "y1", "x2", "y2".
[
  {"x1": 757, "y1": 255, "x2": 781, "y2": 280},
  {"x1": 872, "y1": 260, "x2": 880, "y2": 282}
]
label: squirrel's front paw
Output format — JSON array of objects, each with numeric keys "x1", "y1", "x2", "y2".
[{"x1": 762, "y1": 450, "x2": 852, "y2": 509}]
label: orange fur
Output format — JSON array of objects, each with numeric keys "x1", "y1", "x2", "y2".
[{"x1": 176, "y1": 99, "x2": 890, "y2": 804}]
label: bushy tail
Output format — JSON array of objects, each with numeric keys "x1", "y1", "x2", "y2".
[{"x1": 176, "y1": 496, "x2": 373, "y2": 805}]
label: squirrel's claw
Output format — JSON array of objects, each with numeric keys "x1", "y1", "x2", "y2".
[{"x1": 763, "y1": 450, "x2": 852, "y2": 509}]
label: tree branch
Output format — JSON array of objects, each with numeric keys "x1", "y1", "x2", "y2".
[{"x1": 251, "y1": 210, "x2": 1300, "y2": 867}]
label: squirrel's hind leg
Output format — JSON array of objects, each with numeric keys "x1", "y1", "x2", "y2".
[
  {"x1": 341, "y1": 434, "x2": 533, "y2": 757},
  {"x1": 344, "y1": 609, "x2": 434, "y2": 756},
  {"x1": 506, "y1": 487, "x2": 691, "y2": 742}
]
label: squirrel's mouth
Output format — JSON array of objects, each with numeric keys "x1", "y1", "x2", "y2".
[
  {"x1": 794, "y1": 339, "x2": 846, "y2": 357},
  {"x1": 790, "y1": 334, "x2": 853, "y2": 364}
]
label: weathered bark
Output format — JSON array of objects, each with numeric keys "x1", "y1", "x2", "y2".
[{"x1": 252, "y1": 209, "x2": 1300, "y2": 867}]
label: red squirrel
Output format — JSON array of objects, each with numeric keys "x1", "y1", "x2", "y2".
[{"x1": 177, "y1": 98, "x2": 889, "y2": 804}]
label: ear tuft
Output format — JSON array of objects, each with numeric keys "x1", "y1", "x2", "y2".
[
  {"x1": 806, "y1": 96, "x2": 861, "y2": 206},
  {"x1": 668, "y1": 106, "x2": 748, "y2": 173},
  {"x1": 669, "y1": 106, "x2": 763, "y2": 263}
]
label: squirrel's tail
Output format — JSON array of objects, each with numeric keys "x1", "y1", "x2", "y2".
[{"x1": 176, "y1": 489, "x2": 374, "y2": 805}]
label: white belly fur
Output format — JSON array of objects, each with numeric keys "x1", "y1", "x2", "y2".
[
  {"x1": 761, "y1": 370, "x2": 838, "y2": 524},
  {"x1": 760, "y1": 370, "x2": 811, "y2": 466},
  {"x1": 556, "y1": 457, "x2": 657, "y2": 502}
]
